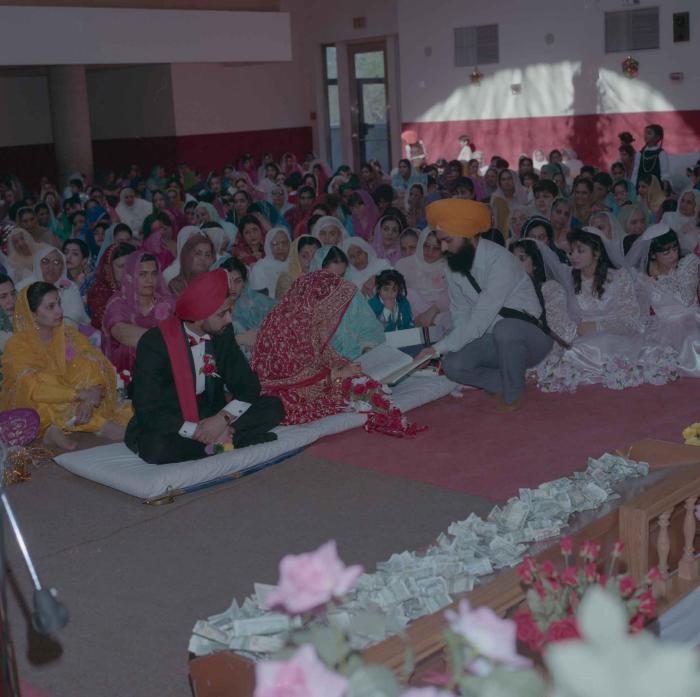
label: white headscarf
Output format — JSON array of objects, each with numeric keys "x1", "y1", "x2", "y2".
[
  {"x1": 589, "y1": 211, "x2": 625, "y2": 242},
  {"x1": 395, "y1": 227, "x2": 447, "y2": 306},
  {"x1": 537, "y1": 227, "x2": 629, "y2": 324},
  {"x1": 625, "y1": 223, "x2": 674, "y2": 273},
  {"x1": 660, "y1": 188, "x2": 700, "y2": 251},
  {"x1": 115, "y1": 188, "x2": 152, "y2": 234},
  {"x1": 248, "y1": 227, "x2": 291, "y2": 297},
  {"x1": 342, "y1": 237, "x2": 391, "y2": 290},
  {"x1": 4, "y1": 227, "x2": 38, "y2": 284},
  {"x1": 17, "y1": 244, "x2": 89, "y2": 327},
  {"x1": 162, "y1": 225, "x2": 201, "y2": 282},
  {"x1": 310, "y1": 216, "x2": 350, "y2": 245}
]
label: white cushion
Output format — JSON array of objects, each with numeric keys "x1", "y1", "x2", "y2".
[{"x1": 55, "y1": 375, "x2": 455, "y2": 500}]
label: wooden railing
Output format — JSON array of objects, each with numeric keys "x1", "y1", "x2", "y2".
[
  {"x1": 619, "y1": 464, "x2": 700, "y2": 609},
  {"x1": 363, "y1": 451, "x2": 700, "y2": 685},
  {"x1": 189, "y1": 440, "x2": 700, "y2": 696}
]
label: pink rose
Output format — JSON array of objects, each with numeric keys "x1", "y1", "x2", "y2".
[
  {"x1": 630, "y1": 613, "x2": 646, "y2": 633},
  {"x1": 618, "y1": 575, "x2": 636, "y2": 597},
  {"x1": 254, "y1": 645, "x2": 347, "y2": 697},
  {"x1": 583, "y1": 563, "x2": 597, "y2": 582},
  {"x1": 544, "y1": 617, "x2": 580, "y2": 643},
  {"x1": 580, "y1": 540, "x2": 601, "y2": 561},
  {"x1": 637, "y1": 590, "x2": 656, "y2": 618},
  {"x1": 516, "y1": 555, "x2": 536, "y2": 584},
  {"x1": 559, "y1": 537, "x2": 573, "y2": 555},
  {"x1": 446, "y1": 599, "x2": 531, "y2": 674},
  {"x1": 534, "y1": 580, "x2": 547, "y2": 599},
  {"x1": 612, "y1": 540, "x2": 625, "y2": 557},
  {"x1": 559, "y1": 566, "x2": 579, "y2": 587},
  {"x1": 514, "y1": 608, "x2": 544, "y2": 652},
  {"x1": 540, "y1": 560, "x2": 556, "y2": 578},
  {"x1": 646, "y1": 566, "x2": 661, "y2": 584},
  {"x1": 265, "y1": 540, "x2": 363, "y2": 614}
]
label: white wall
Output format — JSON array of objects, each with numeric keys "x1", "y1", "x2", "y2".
[
  {"x1": 398, "y1": 0, "x2": 700, "y2": 123},
  {"x1": 0, "y1": 7, "x2": 292, "y2": 65},
  {"x1": 0, "y1": 73, "x2": 52, "y2": 146}
]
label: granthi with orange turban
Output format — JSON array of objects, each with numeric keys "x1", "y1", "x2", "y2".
[{"x1": 426, "y1": 199, "x2": 492, "y2": 238}]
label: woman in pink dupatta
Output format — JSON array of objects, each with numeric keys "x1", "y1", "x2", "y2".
[
  {"x1": 349, "y1": 190, "x2": 380, "y2": 242},
  {"x1": 102, "y1": 250, "x2": 175, "y2": 372},
  {"x1": 372, "y1": 213, "x2": 404, "y2": 264},
  {"x1": 141, "y1": 209, "x2": 180, "y2": 271}
]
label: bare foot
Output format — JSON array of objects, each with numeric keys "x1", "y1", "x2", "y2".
[
  {"x1": 43, "y1": 424, "x2": 76, "y2": 451},
  {"x1": 98, "y1": 420, "x2": 125, "y2": 441}
]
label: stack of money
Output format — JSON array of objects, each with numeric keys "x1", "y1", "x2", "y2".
[{"x1": 189, "y1": 453, "x2": 649, "y2": 659}]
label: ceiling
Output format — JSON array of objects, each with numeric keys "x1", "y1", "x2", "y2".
[{"x1": 0, "y1": 0, "x2": 279, "y2": 10}]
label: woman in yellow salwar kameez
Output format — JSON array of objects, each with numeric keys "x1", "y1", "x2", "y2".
[{"x1": 1, "y1": 282, "x2": 131, "y2": 450}]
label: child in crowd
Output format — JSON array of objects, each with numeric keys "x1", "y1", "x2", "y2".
[{"x1": 368, "y1": 269, "x2": 414, "y2": 332}]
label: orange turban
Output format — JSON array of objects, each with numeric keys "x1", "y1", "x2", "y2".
[
  {"x1": 175, "y1": 268, "x2": 229, "y2": 321},
  {"x1": 426, "y1": 199, "x2": 492, "y2": 238}
]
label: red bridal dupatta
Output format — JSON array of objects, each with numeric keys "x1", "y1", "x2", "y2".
[{"x1": 251, "y1": 270, "x2": 355, "y2": 424}]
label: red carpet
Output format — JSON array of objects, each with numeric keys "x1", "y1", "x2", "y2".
[{"x1": 309, "y1": 379, "x2": 699, "y2": 501}]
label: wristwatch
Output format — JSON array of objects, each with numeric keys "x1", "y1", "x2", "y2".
[{"x1": 220, "y1": 411, "x2": 234, "y2": 427}]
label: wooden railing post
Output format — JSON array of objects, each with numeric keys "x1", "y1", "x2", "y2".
[
  {"x1": 654, "y1": 510, "x2": 672, "y2": 597},
  {"x1": 678, "y1": 496, "x2": 699, "y2": 581}
]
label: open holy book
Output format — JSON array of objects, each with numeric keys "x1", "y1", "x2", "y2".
[{"x1": 359, "y1": 343, "x2": 434, "y2": 386}]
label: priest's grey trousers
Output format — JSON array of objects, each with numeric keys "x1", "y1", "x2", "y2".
[{"x1": 441, "y1": 318, "x2": 553, "y2": 404}]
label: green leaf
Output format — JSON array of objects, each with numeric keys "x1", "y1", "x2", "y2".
[
  {"x1": 346, "y1": 665, "x2": 401, "y2": 697},
  {"x1": 308, "y1": 625, "x2": 349, "y2": 668},
  {"x1": 442, "y1": 628, "x2": 466, "y2": 677},
  {"x1": 526, "y1": 588, "x2": 545, "y2": 616},
  {"x1": 476, "y1": 667, "x2": 547, "y2": 697}
]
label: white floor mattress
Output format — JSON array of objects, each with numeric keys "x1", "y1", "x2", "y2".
[{"x1": 54, "y1": 375, "x2": 456, "y2": 500}]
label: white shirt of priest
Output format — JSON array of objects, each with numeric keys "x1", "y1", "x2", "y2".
[
  {"x1": 433, "y1": 238, "x2": 542, "y2": 355},
  {"x1": 183, "y1": 324, "x2": 212, "y2": 395}
]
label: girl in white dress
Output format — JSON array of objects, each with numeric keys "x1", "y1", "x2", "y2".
[
  {"x1": 533, "y1": 227, "x2": 678, "y2": 391},
  {"x1": 627, "y1": 223, "x2": 700, "y2": 377}
]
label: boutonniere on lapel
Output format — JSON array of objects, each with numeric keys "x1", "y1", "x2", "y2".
[{"x1": 201, "y1": 353, "x2": 221, "y2": 379}]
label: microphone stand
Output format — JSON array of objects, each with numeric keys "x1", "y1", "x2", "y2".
[{"x1": 1, "y1": 444, "x2": 69, "y2": 696}]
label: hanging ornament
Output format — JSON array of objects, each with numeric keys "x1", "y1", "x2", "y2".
[
  {"x1": 469, "y1": 67, "x2": 484, "y2": 85},
  {"x1": 622, "y1": 56, "x2": 639, "y2": 79}
]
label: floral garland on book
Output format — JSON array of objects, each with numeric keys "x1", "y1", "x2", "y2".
[{"x1": 341, "y1": 376, "x2": 427, "y2": 438}]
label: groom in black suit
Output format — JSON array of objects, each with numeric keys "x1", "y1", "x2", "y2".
[{"x1": 125, "y1": 269, "x2": 284, "y2": 464}]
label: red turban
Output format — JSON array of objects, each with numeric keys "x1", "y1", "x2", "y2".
[
  {"x1": 159, "y1": 268, "x2": 230, "y2": 422},
  {"x1": 175, "y1": 268, "x2": 229, "y2": 321}
]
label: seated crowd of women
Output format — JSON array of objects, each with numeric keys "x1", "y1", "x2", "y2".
[{"x1": 1, "y1": 133, "x2": 700, "y2": 447}]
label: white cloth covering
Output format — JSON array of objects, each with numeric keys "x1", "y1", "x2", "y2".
[
  {"x1": 17, "y1": 244, "x2": 89, "y2": 327},
  {"x1": 54, "y1": 374, "x2": 456, "y2": 500},
  {"x1": 342, "y1": 237, "x2": 391, "y2": 294},
  {"x1": 163, "y1": 225, "x2": 201, "y2": 283},
  {"x1": 532, "y1": 235, "x2": 679, "y2": 392},
  {"x1": 627, "y1": 223, "x2": 700, "y2": 377},
  {"x1": 115, "y1": 189, "x2": 152, "y2": 234},
  {"x1": 248, "y1": 227, "x2": 291, "y2": 297}
]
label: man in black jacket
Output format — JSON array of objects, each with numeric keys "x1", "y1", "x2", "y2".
[{"x1": 125, "y1": 269, "x2": 284, "y2": 464}]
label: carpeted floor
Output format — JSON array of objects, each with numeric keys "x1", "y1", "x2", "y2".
[
  {"x1": 310, "y1": 379, "x2": 698, "y2": 500},
  {"x1": 4, "y1": 453, "x2": 493, "y2": 697},
  {"x1": 5, "y1": 377, "x2": 698, "y2": 696}
]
